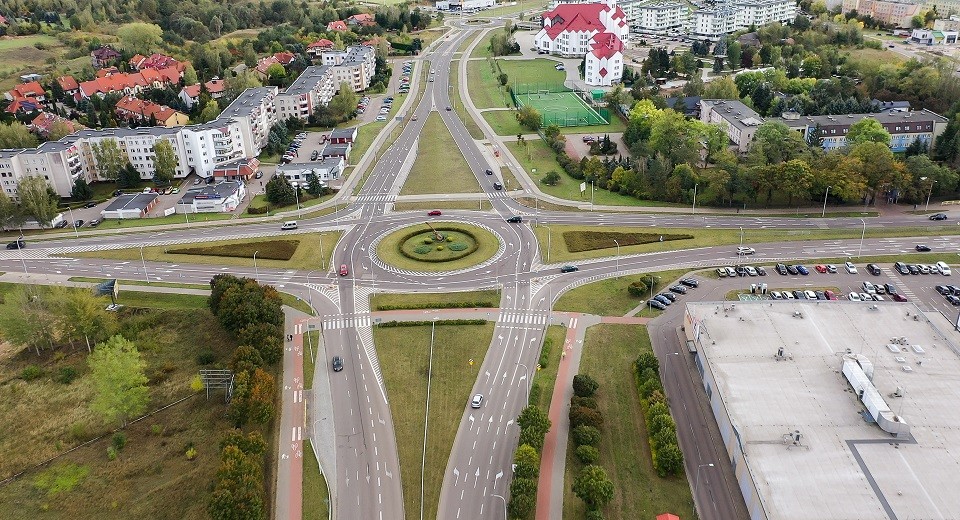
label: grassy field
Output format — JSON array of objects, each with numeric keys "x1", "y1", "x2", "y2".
[
  {"x1": 392, "y1": 200, "x2": 492, "y2": 211},
  {"x1": 468, "y1": 59, "x2": 512, "y2": 109},
  {"x1": 534, "y1": 224, "x2": 960, "y2": 263},
  {"x1": 482, "y1": 110, "x2": 524, "y2": 136},
  {"x1": 116, "y1": 291, "x2": 210, "y2": 310},
  {"x1": 497, "y1": 58, "x2": 567, "y2": 88},
  {"x1": 449, "y1": 60, "x2": 485, "y2": 140},
  {"x1": 303, "y1": 442, "x2": 330, "y2": 519},
  {"x1": 531, "y1": 325, "x2": 567, "y2": 413},
  {"x1": 68, "y1": 232, "x2": 341, "y2": 271},
  {"x1": 400, "y1": 113, "x2": 482, "y2": 195},
  {"x1": 0, "y1": 35, "x2": 64, "y2": 90},
  {"x1": 845, "y1": 46, "x2": 906, "y2": 68},
  {"x1": 374, "y1": 323, "x2": 494, "y2": 520},
  {"x1": 377, "y1": 223, "x2": 499, "y2": 272},
  {"x1": 303, "y1": 331, "x2": 321, "y2": 389},
  {"x1": 554, "y1": 268, "x2": 694, "y2": 316},
  {"x1": 243, "y1": 192, "x2": 334, "y2": 217},
  {"x1": 506, "y1": 139, "x2": 672, "y2": 207},
  {"x1": 371, "y1": 289, "x2": 501, "y2": 310},
  {"x1": 563, "y1": 324, "x2": 694, "y2": 520},
  {"x1": 0, "y1": 303, "x2": 248, "y2": 519},
  {"x1": 170, "y1": 239, "x2": 300, "y2": 260}
]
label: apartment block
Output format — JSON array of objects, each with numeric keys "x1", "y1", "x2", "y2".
[
  {"x1": 690, "y1": 0, "x2": 796, "y2": 38},
  {"x1": 841, "y1": 0, "x2": 920, "y2": 28},
  {"x1": 621, "y1": 1, "x2": 690, "y2": 34},
  {"x1": 275, "y1": 66, "x2": 336, "y2": 122},
  {"x1": 321, "y1": 45, "x2": 377, "y2": 92}
]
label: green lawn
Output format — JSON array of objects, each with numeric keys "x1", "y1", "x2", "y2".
[
  {"x1": 554, "y1": 268, "x2": 694, "y2": 316},
  {"x1": 68, "y1": 232, "x2": 342, "y2": 271},
  {"x1": 497, "y1": 58, "x2": 567, "y2": 88},
  {"x1": 563, "y1": 324, "x2": 694, "y2": 520},
  {"x1": 0, "y1": 34, "x2": 64, "y2": 90},
  {"x1": 531, "y1": 325, "x2": 567, "y2": 414},
  {"x1": 303, "y1": 441, "x2": 330, "y2": 520},
  {"x1": 242, "y1": 192, "x2": 334, "y2": 218},
  {"x1": 482, "y1": 110, "x2": 524, "y2": 136},
  {"x1": 468, "y1": 60, "x2": 513, "y2": 110},
  {"x1": 376, "y1": 223, "x2": 499, "y2": 272},
  {"x1": 400, "y1": 113, "x2": 481, "y2": 195},
  {"x1": 303, "y1": 330, "x2": 320, "y2": 389},
  {"x1": 450, "y1": 60, "x2": 485, "y2": 140},
  {"x1": 392, "y1": 200, "x2": 493, "y2": 211},
  {"x1": 506, "y1": 139, "x2": 669, "y2": 207},
  {"x1": 374, "y1": 323, "x2": 494, "y2": 520},
  {"x1": 116, "y1": 291, "x2": 210, "y2": 310},
  {"x1": 534, "y1": 224, "x2": 960, "y2": 263},
  {"x1": 280, "y1": 293, "x2": 315, "y2": 316},
  {"x1": 371, "y1": 290, "x2": 500, "y2": 310}
]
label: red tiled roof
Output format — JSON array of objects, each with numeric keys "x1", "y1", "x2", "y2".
[
  {"x1": 541, "y1": 3, "x2": 625, "y2": 40},
  {"x1": 327, "y1": 20, "x2": 348, "y2": 31},
  {"x1": 115, "y1": 95, "x2": 185, "y2": 124},
  {"x1": 58, "y1": 75, "x2": 79, "y2": 92},
  {"x1": 5, "y1": 99, "x2": 40, "y2": 114},
  {"x1": 255, "y1": 55, "x2": 280, "y2": 75},
  {"x1": 589, "y1": 32, "x2": 623, "y2": 61},
  {"x1": 182, "y1": 84, "x2": 202, "y2": 99},
  {"x1": 30, "y1": 112, "x2": 82, "y2": 136},
  {"x1": 205, "y1": 78, "x2": 226, "y2": 94},
  {"x1": 79, "y1": 68, "x2": 180, "y2": 98},
  {"x1": 348, "y1": 13, "x2": 374, "y2": 22},
  {"x1": 10, "y1": 81, "x2": 44, "y2": 99},
  {"x1": 96, "y1": 67, "x2": 119, "y2": 78},
  {"x1": 274, "y1": 51, "x2": 295, "y2": 65},
  {"x1": 308, "y1": 39, "x2": 335, "y2": 49}
]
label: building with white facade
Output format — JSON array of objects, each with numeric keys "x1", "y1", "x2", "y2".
[
  {"x1": 691, "y1": 0, "x2": 796, "y2": 39},
  {"x1": 274, "y1": 66, "x2": 336, "y2": 122},
  {"x1": 321, "y1": 46, "x2": 377, "y2": 93},
  {"x1": 910, "y1": 28, "x2": 960, "y2": 45},
  {"x1": 276, "y1": 157, "x2": 345, "y2": 186},
  {"x1": 535, "y1": 0, "x2": 629, "y2": 86},
  {"x1": 621, "y1": 0, "x2": 690, "y2": 34},
  {"x1": 175, "y1": 181, "x2": 247, "y2": 213},
  {"x1": 842, "y1": 0, "x2": 921, "y2": 28}
]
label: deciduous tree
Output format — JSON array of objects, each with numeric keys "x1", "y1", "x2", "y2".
[
  {"x1": 573, "y1": 374, "x2": 599, "y2": 397},
  {"x1": 507, "y1": 477, "x2": 537, "y2": 519},
  {"x1": 92, "y1": 139, "x2": 126, "y2": 181},
  {"x1": 88, "y1": 335, "x2": 149, "y2": 427},
  {"x1": 54, "y1": 287, "x2": 117, "y2": 353},
  {"x1": 517, "y1": 405, "x2": 551, "y2": 451},
  {"x1": 18, "y1": 176, "x2": 59, "y2": 227},
  {"x1": 199, "y1": 100, "x2": 221, "y2": 123},
  {"x1": 513, "y1": 444, "x2": 540, "y2": 479},
  {"x1": 572, "y1": 465, "x2": 614, "y2": 510},
  {"x1": 0, "y1": 121, "x2": 39, "y2": 149},
  {"x1": 152, "y1": 139, "x2": 177, "y2": 185},
  {"x1": 846, "y1": 117, "x2": 891, "y2": 146},
  {"x1": 117, "y1": 22, "x2": 163, "y2": 54}
]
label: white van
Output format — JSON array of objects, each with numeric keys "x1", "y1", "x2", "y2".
[
  {"x1": 281, "y1": 221, "x2": 298, "y2": 230},
  {"x1": 937, "y1": 261, "x2": 952, "y2": 276}
]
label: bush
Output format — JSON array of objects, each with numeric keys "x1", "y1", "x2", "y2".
[
  {"x1": 572, "y1": 425, "x2": 601, "y2": 447},
  {"x1": 196, "y1": 349, "x2": 216, "y2": 365},
  {"x1": 654, "y1": 442, "x2": 684, "y2": 477},
  {"x1": 186, "y1": 447, "x2": 198, "y2": 460},
  {"x1": 539, "y1": 336, "x2": 553, "y2": 369},
  {"x1": 647, "y1": 401, "x2": 669, "y2": 419},
  {"x1": 21, "y1": 365, "x2": 43, "y2": 381},
  {"x1": 573, "y1": 374, "x2": 599, "y2": 398},
  {"x1": 627, "y1": 281, "x2": 647, "y2": 297},
  {"x1": 69, "y1": 423, "x2": 89, "y2": 442},
  {"x1": 652, "y1": 427, "x2": 677, "y2": 450},
  {"x1": 647, "y1": 413, "x2": 675, "y2": 437},
  {"x1": 571, "y1": 396, "x2": 598, "y2": 410},
  {"x1": 106, "y1": 446, "x2": 118, "y2": 461},
  {"x1": 414, "y1": 245, "x2": 432, "y2": 254},
  {"x1": 585, "y1": 510, "x2": 605, "y2": 520},
  {"x1": 635, "y1": 352, "x2": 660, "y2": 376},
  {"x1": 245, "y1": 205, "x2": 269, "y2": 215},
  {"x1": 55, "y1": 367, "x2": 78, "y2": 384},
  {"x1": 647, "y1": 389, "x2": 666, "y2": 407},
  {"x1": 112, "y1": 432, "x2": 127, "y2": 451},
  {"x1": 569, "y1": 405, "x2": 603, "y2": 430},
  {"x1": 639, "y1": 377, "x2": 663, "y2": 400},
  {"x1": 575, "y1": 444, "x2": 600, "y2": 464},
  {"x1": 448, "y1": 242, "x2": 468, "y2": 251}
]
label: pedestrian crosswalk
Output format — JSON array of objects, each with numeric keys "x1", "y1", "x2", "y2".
[
  {"x1": 355, "y1": 194, "x2": 396, "y2": 203},
  {"x1": 887, "y1": 272, "x2": 919, "y2": 302},
  {"x1": 497, "y1": 310, "x2": 548, "y2": 326},
  {"x1": 321, "y1": 314, "x2": 372, "y2": 330}
]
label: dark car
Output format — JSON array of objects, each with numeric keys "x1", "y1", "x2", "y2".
[
  {"x1": 55, "y1": 220, "x2": 69, "y2": 229},
  {"x1": 947, "y1": 285, "x2": 960, "y2": 295},
  {"x1": 907, "y1": 264, "x2": 920, "y2": 275},
  {"x1": 895, "y1": 261, "x2": 910, "y2": 275},
  {"x1": 947, "y1": 295, "x2": 960, "y2": 306},
  {"x1": 786, "y1": 265, "x2": 799, "y2": 275},
  {"x1": 892, "y1": 293, "x2": 908, "y2": 302},
  {"x1": 866, "y1": 264, "x2": 881, "y2": 276},
  {"x1": 670, "y1": 285, "x2": 687, "y2": 294},
  {"x1": 916, "y1": 244, "x2": 931, "y2": 252},
  {"x1": 88, "y1": 218, "x2": 102, "y2": 227},
  {"x1": 114, "y1": 189, "x2": 124, "y2": 196},
  {"x1": 73, "y1": 219, "x2": 85, "y2": 228},
  {"x1": 814, "y1": 291, "x2": 826, "y2": 300},
  {"x1": 735, "y1": 266, "x2": 748, "y2": 277},
  {"x1": 793, "y1": 290, "x2": 807, "y2": 299},
  {"x1": 936, "y1": 285, "x2": 951, "y2": 295},
  {"x1": 332, "y1": 356, "x2": 343, "y2": 372},
  {"x1": 560, "y1": 265, "x2": 579, "y2": 273},
  {"x1": 485, "y1": 168, "x2": 493, "y2": 175},
  {"x1": 680, "y1": 278, "x2": 699, "y2": 288},
  {"x1": 929, "y1": 213, "x2": 948, "y2": 220},
  {"x1": 84, "y1": 202, "x2": 97, "y2": 208},
  {"x1": 756, "y1": 266, "x2": 766, "y2": 276},
  {"x1": 6, "y1": 239, "x2": 25, "y2": 250},
  {"x1": 654, "y1": 295, "x2": 672, "y2": 305},
  {"x1": 445, "y1": 106, "x2": 452, "y2": 111},
  {"x1": 506, "y1": 216, "x2": 522, "y2": 223},
  {"x1": 885, "y1": 283, "x2": 898, "y2": 295},
  {"x1": 493, "y1": 182, "x2": 503, "y2": 190},
  {"x1": 648, "y1": 299, "x2": 667, "y2": 310},
  {"x1": 796, "y1": 265, "x2": 809, "y2": 275},
  {"x1": 775, "y1": 263, "x2": 788, "y2": 275},
  {"x1": 659, "y1": 292, "x2": 677, "y2": 302}
]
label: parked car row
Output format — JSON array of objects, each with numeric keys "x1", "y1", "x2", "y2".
[
  {"x1": 894, "y1": 261, "x2": 951, "y2": 276},
  {"x1": 399, "y1": 60, "x2": 413, "y2": 94},
  {"x1": 356, "y1": 95, "x2": 372, "y2": 115},
  {"x1": 716, "y1": 265, "x2": 766, "y2": 277},
  {"x1": 648, "y1": 278, "x2": 699, "y2": 310},
  {"x1": 281, "y1": 132, "x2": 308, "y2": 164},
  {"x1": 934, "y1": 285, "x2": 960, "y2": 305},
  {"x1": 375, "y1": 97, "x2": 394, "y2": 122},
  {"x1": 771, "y1": 289, "x2": 839, "y2": 301}
]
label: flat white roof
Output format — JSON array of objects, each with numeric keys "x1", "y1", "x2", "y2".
[{"x1": 686, "y1": 301, "x2": 960, "y2": 520}]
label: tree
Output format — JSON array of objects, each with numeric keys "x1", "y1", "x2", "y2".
[
  {"x1": 118, "y1": 163, "x2": 143, "y2": 188},
  {"x1": 117, "y1": 22, "x2": 163, "y2": 55},
  {"x1": 517, "y1": 105, "x2": 542, "y2": 131},
  {"x1": 517, "y1": 405, "x2": 551, "y2": 451},
  {"x1": 654, "y1": 443, "x2": 684, "y2": 477},
  {"x1": 507, "y1": 477, "x2": 537, "y2": 519},
  {"x1": 266, "y1": 63, "x2": 287, "y2": 85},
  {"x1": 513, "y1": 444, "x2": 540, "y2": 479},
  {"x1": 0, "y1": 190, "x2": 24, "y2": 231},
  {"x1": 88, "y1": 335, "x2": 149, "y2": 427},
  {"x1": 703, "y1": 76, "x2": 739, "y2": 99},
  {"x1": 746, "y1": 121, "x2": 809, "y2": 168},
  {"x1": 635, "y1": 352, "x2": 660, "y2": 376},
  {"x1": 47, "y1": 120, "x2": 75, "y2": 141},
  {"x1": 199, "y1": 100, "x2": 221, "y2": 123},
  {"x1": 846, "y1": 117, "x2": 891, "y2": 146},
  {"x1": 575, "y1": 445, "x2": 600, "y2": 464},
  {"x1": 265, "y1": 175, "x2": 296, "y2": 206},
  {"x1": 726, "y1": 41, "x2": 742, "y2": 70},
  {"x1": 152, "y1": 139, "x2": 177, "y2": 185},
  {"x1": 306, "y1": 174, "x2": 325, "y2": 197},
  {"x1": 54, "y1": 287, "x2": 117, "y2": 353},
  {"x1": 0, "y1": 121, "x2": 39, "y2": 149},
  {"x1": 498, "y1": 73, "x2": 509, "y2": 86},
  {"x1": 0, "y1": 285, "x2": 58, "y2": 355},
  {"x1": 18, "y1": 176, "x2": 59, "y2": 227},
  {"x1": 572, "y1": 465, "x2": 614, "y2": 511},
  {"x1": 208, "y1": 444, "x2": 266, "y2": 520},
  {"x1": 92, "y1": 139, "x2": 126, "y2": 181},
  {"x1": 572, "y1": 425, "x2": 601, "y2": 447},
  {"x1": 329, "y1": 82, "x2": 358, "y2": 121},
  {"x1": 779, "y1": 159, "x2": 813, "y2": 205},
  {"x1": 541, "y1": 170, "x2": 561, "y2": 186},
  {"x1": 573, "y1": 374, "x2": 599, "y2": 397},
  {"x1": 183, "y1": 63, "x2": 199, "y2": 86},
  {"x1": 569, "y1": 405, "x2": 603, "y2": 429},
  {"x1": 71, "y1": 178, "x2": 93, "y2": 201}
]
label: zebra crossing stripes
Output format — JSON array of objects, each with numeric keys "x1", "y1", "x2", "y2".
[
  {"x1": 355, "y1": 194, "x2": 396, "y2": 203},
  {"x1": 886, "y1": 272, "x2": 919, "y2": 302},
  {"x1": 497, "y1": 310, "x2": 547, "y2": 326},
  {"x1": 321, "y1": 314, "x2": 372, "y2": 330}
]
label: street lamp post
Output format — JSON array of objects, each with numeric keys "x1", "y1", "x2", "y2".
[
  {"x1": 922, "y1": 177, "x2": 936, "y2": 210},
  {"x1": 613, "y1": 239, "x2": 620, "y2": 273},
  {"x1": 822, "y1": 185, "x2": 831, "y2": 218},
  {"x1": 305, "y1": 269, "x2": 317, "y2": 307},
  {"x1": 295, "y1": 188, "x2": 301, "y2": 218},
  {"x1": 694, "y1": 463, "x2": 716, "y2": 514},
  {"x1": 253, "y1": 250, "x2": 260, "y2": 283},
  {"x1": 736, "y1": 226, "x2": 743, "y2": 266},
  {"x1": 491, "y1": 494, "x2": 507, "y2": 520},
  {"x1": 692, "y1": 183, "x2": 699, "y2": 215},
  {"x1": 139, "y1": 245, "x2": 149, "y2": 283},
  {"x1": 67, "y1": 207, "x2": 79, "y2": 238},
  {"x1": 858, "y1": 218, "x2": 865, "y2": 259}
]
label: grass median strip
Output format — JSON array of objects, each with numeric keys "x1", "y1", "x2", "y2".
[
  {"x1": 169, "y1": 239, "x2": 300, "y2": 261},
  {"x1": 531, "y1": 325, "x2": 566, "y2": 414},
  {"x1": 374, "y1": 322, "x2": 494, "y2": 520},
  {"x1": 401, "y1": 113, "x2": 481, "y2": 195},
  {"x1": 392, "y1": 200, "x2": 492, "y2": 211},
  {"x1": 371, "y1": 290, "x2": 500, "y2": 310},
  {"x1": 303, "y1": 441, "x2": 330, "y2": 520},
  {"x1": 563, "y1": 324, "x2": 694, "y2": 519}
]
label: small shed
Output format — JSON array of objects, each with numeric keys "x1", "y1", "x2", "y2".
[{"x1": 101, "y1": 193, "x2": 159, "y2": 219}]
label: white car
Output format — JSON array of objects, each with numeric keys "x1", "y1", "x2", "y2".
[
  {"x1": 937, "y1": 261, "x2": 952, "y2": 275},
  {"x1": 844, "y1": 261, "x2": 857, "y2": 274},
  {"x1": 745, "y1": 266, "x2": 757, "y2": 276},
  {"x1": 804, "y1": 290, "x2": 817, "y2": 300},
  {"x1": 862, "y1": 281, "x2": 876, "y2": 294},
  {"x1": 770, "y1": 291, "x2": 782, "y2": 299},
  {"x1": 848, "y1": 292, "x2": 861, "y2": 301},
  {"x1": 737, "y1": 247, "x2": 756, "y2": 255},
  {"x1": 470, "y1": 394, "x2": 483, "y2": 408},
  {"x1": 376, "y1": 115, "x2": 387, "y2": 121}
]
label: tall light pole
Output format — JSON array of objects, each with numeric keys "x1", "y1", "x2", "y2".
[
  {"x1": 857, "y1": 219, "x2": 865, "y2": 259},
  {"x1": 139, "y1": 245, "x2": 149, "y2": 283},
  {"x1": 67, "y1": 206, "x2": 79, "y2": 238},
  {"x1": 517, "y1": 362, "x2": 530, "y2": 403},
  {"x1": 613, "y1": 239, "x2": 620, "y2": 273},
  {"x1": 491, "y1": 494, "x2": 507, "y2": 520},
  {"x1": 736, "y1": 226, "x2": 743, "y2": 266},
  {"x1": 253, "y1": 250, "x2": 260, "y2": 283},
  {"x1": 821, "y1": 185, "x2": 831, "y2": 218},
  {"x1": 694, "y1": 463, "x2": 715, "y2": 514},
  {"x1": 295, "y1": 187, "x2": 301, "y2": 218},
  {"x1": 922, "y1": 177, "x2": 936, "y2": 210},
  {"x1": 692, "y1": 183, "x2": 699, "y2": 215},
  {"x1": 420, "y1": 316, "x2": 439, "y2": 520}
]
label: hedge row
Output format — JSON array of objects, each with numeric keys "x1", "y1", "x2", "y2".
[
  {"x1": 375, "y1": 301, "x2": 495, "y2": 311},
  {"x1": 635, "y1": 352, "x2": 683, "y2": 477},
  {"x1": 376, "y1": 319, "x2": 485, "y2": 327},
  {"x1": 509, "y1": 406, "x2": 552, "y2": 519}
]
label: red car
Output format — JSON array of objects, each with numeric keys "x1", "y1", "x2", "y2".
[
  {"x1": 339, "y1": 264, "x2": 349, "y2": 276},
  {"x1": 824, "y1": 290, "x2": 837, "y2": 300},
  {"x1": 814, "y1": 264, "x2": 827, "y2": 273},
  {"x1": 892, "y1": 293, "x2": 908, "y2": 302},
  {"x1": 428, "y1": 210, "x2": 442, "y2": 216}
]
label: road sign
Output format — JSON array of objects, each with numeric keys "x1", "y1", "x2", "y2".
[{"x1": 469, "y1": 358, "x2": 474, "y2": 366}]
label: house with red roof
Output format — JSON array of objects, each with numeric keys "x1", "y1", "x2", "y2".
[
  {"x1": 307, "y1": 39, "x2": 335, "y2": 58},
  {"x1": 4, "y1": 81, "x2": 46, "y2": 114},
  {"x1": 534, "y1": 0, "x2": 628, "y2": 86},
  {"x1": 90, "y1": 46, "x2": 121, "y2": 69},
  {"x1": 129, "y1": 53, "x2": 184, "y2": 72},
  {"x1": 179, "y1": 78, "x2": 227, "y2": 109},
  {"x1": 254, "y1": 52, "x2": 295, "y2": 79},
  {"x1": 327, "y1": 20, "x2": 348, "y2": 31},
  {"x1": 347, "y1": 13, "x2": 376, "y2": 26},
  {"x1": 79, "y1": 66, "x2": 182, "y2": 99},
  {"x1": 0, "y1": 15, "x2": 8, "y2": 26},
  {"x1": 115, "y1": 96, "x2": 189, "y2": 127},
  {"x1": 57, "y1": 76, "x2": 80, "y2": 99},
  {"x1": 29, "y1": 112, "x2": 83, "y2": 138}
]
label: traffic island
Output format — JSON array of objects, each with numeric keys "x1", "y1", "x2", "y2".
[{"x1": 375, "y1": 222, "x2": 501, "y2": 273}]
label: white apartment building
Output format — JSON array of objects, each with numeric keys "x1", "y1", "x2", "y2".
[
  {"x1": 274, "y1": 66, "x2": 336, "y2": 122},
  {"x1": 321, "y1": 46, "x2": 377, "y2": 93},
  {"x1": 622, "y1": 1, "x2": 690, "y2": 34},
  {"x1": 691, "y1": 0, "x2": 795, "y2": 38}
]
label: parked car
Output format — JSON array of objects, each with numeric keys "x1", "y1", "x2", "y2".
[
  {"x1": 725, "y1": 267, "x2": 737, "y2": 277},
  {"x1": 648, "y1": 299, "x2": 667, "y2": 310},
  {"x1": 824, "y1": 290, "x2": 838, "y2": 300},
  {"x1": 88, "y1": 218, "x2": 102, "y2": 227},
  {"x1": 848, "y1": 292, "x2": 862, "y2": 301},
  {"x1": 756, "y1": 266, "x2": 766, "y2": 276},
  {"x1": 669, "y1": 285, "x2": 687, "y2": 294},
  {"x1": 795, "y1": 265, "x2": 809, "y2": 275},
  {"x1": 895, "y1": 262, "x2": 910, "y2": 275},
  {"x1": 793, "y1": 290, "x2": 807, "y2": 299},
  {"x1": 862, "y1": 281, "x2": 877, "y2": 294},
  {"x1": 885, "y1": 283, "x2": 898, "y2": 295},
  {"x1": 55, "y1": 220, "x2": 69, "y2": 229},
  {"x1": 826, "y1": 264, "x2": 838, "y2": 273},
  {"x1": 745, "y1": 266, "x2": 758, "y2": 276},
  {"x1": 815, "y1": 264, "x2": 827, "y2": 273},
  {"x1": 775, "y1": 263, "x2": 788, "y2": 275},
  {"x1": 936, "y1": 285, "x2": 952, "y2": 295},
  {"x1": 844, "y1": 261, "x2": 858, "y2": 274},
  {"x1": 659, "y1": 292, "x2": 677, "y2": 302},
  {"x1": 770, "y1": 291, "x2": 782, "y2": 300},
  {"x1": 947, "y1": 295, "x2": 960, "y2": 306},
  {"x1": 654, "y1": 295, "x2": 672, "y2": 305},
  {"x1": 680, "y1": 278, "x2": 699, "y2": 288},
  {"x1": 717, "y1": 268, "x2": 728, "y2": 278},
  {"x1": 786, "y1": 265, "x2": 799, "y2": 275},
  {"x1": 908, "y1": 264, "x2": 921, "y2": 275},
  {"x1": 892, "y1": 293, "x2": 908, "y2": 302},
  {"x1": 937, "y1": 261, "x2": 952, "y2": 275},
  {"x1": 866, "y1": 264, "x2": 881, "y2": 276},
  {"x1": 804, "y1": 290, "x2": 817, "y2": 300},
  {"x1": 73, "y1": 219, "x2": 84, "y2": 228}
]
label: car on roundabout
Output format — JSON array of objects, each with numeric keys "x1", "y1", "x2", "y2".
[
  {"x1": 427, "y1": 210, "x2": 442, "y2": 216},
  {"x1": 339, "y1": 264, "x2": 349, "y2": 276}
]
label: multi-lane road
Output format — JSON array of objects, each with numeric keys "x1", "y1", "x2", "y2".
[{"x1": 1, "y1": 19, "x2": 958, "y2": 520}]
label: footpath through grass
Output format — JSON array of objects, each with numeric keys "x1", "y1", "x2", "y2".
[
  {"x1": 401, "y1": 113, "x2": 481, "y2": 195},
  {"x1": 68, "y1": 232, "x2": 341, "y2": 271},
  {"x1": 371, "y1": 289, "x2": 500, "y2": 310},
  {"x1": 563, "y1": 324, "x2": 694, "y2": 520},
  {"x1": 374, "y1": 322, "x2": 494, "y2": 520}
]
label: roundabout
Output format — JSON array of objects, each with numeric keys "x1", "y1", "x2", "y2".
[{"x1": 373, "y1": 221, "x2": 503, "y2": 273}]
